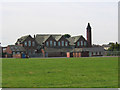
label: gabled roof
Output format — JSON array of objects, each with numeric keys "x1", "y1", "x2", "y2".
[
  {"x1": 67, "y1": 35, "x2": 87, "y2": 45},
  {"x1": 8, "y1": 45, "x2": 26, "y2": 52},
  {"x1": 17, "y1": 35, "x2": 31, "y2": 43},
  {"x1": 35, "y1": 34, "x2": 62, "y2": 45},
  {"x1": 52, "y1": 35, "x2": 62, "y2": 41}
]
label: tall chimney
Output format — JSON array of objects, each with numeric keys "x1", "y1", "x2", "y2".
[{"x1": 86, "y1": 23, "x2": 92, "y2": 46}]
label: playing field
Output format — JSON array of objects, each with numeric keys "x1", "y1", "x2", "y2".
[{"x1": 2, "y1": 57, "x2": 118, "y2": 88}]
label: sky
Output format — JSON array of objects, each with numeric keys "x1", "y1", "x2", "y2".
[{"x1": 0, "y1": 0, "x2": 118, "y2": 46}]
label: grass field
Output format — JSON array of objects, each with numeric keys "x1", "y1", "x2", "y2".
[{"x1": 2, "y1": 57, "x2": 118, "y2": 88}]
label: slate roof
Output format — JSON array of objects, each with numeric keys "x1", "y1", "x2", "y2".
[
  {"x1": 17, "y1": 35, "x2": 30, "y2": 43},
  {"x1": 8, "y1": 45, "x2": 26, "y2": 52},
  {"x1": 35, "y1": 34, "x2": 62, "y2": 45},
  {"x1": 67, "y1": 35, "x2": 87, "y2": 45},
  {"x1": 72, "y1": 46, "x2": 104, "y2": 52}
]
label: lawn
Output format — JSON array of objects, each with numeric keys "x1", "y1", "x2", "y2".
[{"x1": 2, "y1": 57, "x2": 118, "y2": 88}]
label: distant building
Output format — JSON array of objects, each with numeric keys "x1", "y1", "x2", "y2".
[
  {"x1": 102, "y1": 44, "x2": 111, "y2": 50},
  {"x1": 4, "y1": 23, "x2": 104, "y2": 58}
]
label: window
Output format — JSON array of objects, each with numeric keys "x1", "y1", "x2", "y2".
[
  {"x1": 13, "y1": 52, "x2": 15, "y2": 55},
  {"x1": 58, "y1": 41, "x2": 60, "y2": 46},
  {"x1": 62, "y1": 41, "x2": 64, "y2": 46},
  {"x1": 32, "y1": 41, "x2": 35, "y2": 46},
  {"x1": 46, "y1": 41, "x2": 49, "y2": 46},
  {"x1": 65, "y1": 42, "x2": 68, "y2": 46},
  {"x1": 24, "y1": 41, "x2": 27, "y2": 46},
  {"x1": 84, "y1": 41, "x2": 86, "y2": 46},
  {"x1": 17, "y1": 52, "x2": 20, "y2": 54},
  {"x1": 81, "y1": 41, "x2": 83, "y2": 46},
  {"x1": 50, "y1": 41, "x2": 52, "y2": 46},
  {"x1": 54, "y1": 41, "x2": 56, "y2": 46},
  {"x1": 99, "y1": 52, "x2": 101, "y2": 55},
  {"x1": 77, "y1": 42, "x2": 80, "y2": 46},
  {"x1": 28, "y1": 41, "x2": 31, "y2": 46}
]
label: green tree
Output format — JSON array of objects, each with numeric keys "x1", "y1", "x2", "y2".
[{"x1": 63, "y1": 34, "x2": 71, "y2": 38}]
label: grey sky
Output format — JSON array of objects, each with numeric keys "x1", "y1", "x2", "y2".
[{"x1": 0, "y1": 1, "x2": 118, "y2": 46}]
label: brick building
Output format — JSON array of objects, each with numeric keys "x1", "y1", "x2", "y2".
[
  {"x1": 4, "y1": 23, "x2": 104, "y2": 58},
  {"x1": 4, "y1": 45, "x2": 26, "y2": 58}
]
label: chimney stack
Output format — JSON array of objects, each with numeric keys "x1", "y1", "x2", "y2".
[{"x1": 86, "y1": 23, "x2": 92, "y2": 46}]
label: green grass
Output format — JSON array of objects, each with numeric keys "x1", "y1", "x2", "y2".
[{"x1": 2, "y1": 57, "x2": 118, "y2": 88}]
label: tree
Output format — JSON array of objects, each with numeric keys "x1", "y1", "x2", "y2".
[{"x1": 63, "y1": 34, "x2": 71, "y2": 38}]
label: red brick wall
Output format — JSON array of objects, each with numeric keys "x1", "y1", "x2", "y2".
[
  {"x1": 75, "y1": 37, "x2": 88, "y2": 48},
  {"x1": 44, "y1": 36, "x2": 56, "y2": 47},
  {"x1": 58, "y1": 36, "x2": 69, "y2": 47},
  {"x1": 13, "y1": 54, "x2": 21, "y2": 58},
  {"x1": 45, "y1": 36, "x2": 69, "y2": 47},
  {"x1": 20, "y1": 36, "x2": 38, "y2": 54},
  {"x1": 5, "y1": 46, "x2": 12, "y2": 54}
]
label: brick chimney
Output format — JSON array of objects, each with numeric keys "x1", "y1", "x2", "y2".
[{"x1": 86, "y1": 23, "x2": 92, "y2": 46}]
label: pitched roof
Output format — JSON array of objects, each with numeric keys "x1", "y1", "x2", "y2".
[
  {"x1": 72, "y1": 46, "x2": 104, "y2": 52},
  {"x1": 8, "y1": 45, "x2": 26, "y2": 52},
  {"x1": 17, "y1": 35, "x2": 31, "y2": 43},
  {"x1": 35, "y1": 34, "x2": 62, "y2": 45},
  {"x1": 67, "y1": 35, "x2": 87, "y2": 45}
]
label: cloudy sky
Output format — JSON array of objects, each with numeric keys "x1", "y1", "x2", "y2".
[{"x1": 0, "y1": 0, "x2": 118, "y2": 46}]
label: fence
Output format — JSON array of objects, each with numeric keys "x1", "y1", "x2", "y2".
[{"x1": 104, "y1": 51, "x2": 120, "y2": 56}]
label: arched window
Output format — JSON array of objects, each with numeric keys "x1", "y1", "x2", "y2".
[
  {"x1": 58, "y1": 41, "x2": 60, "y2": 46},
  {"x1": 28, "y1": 41, "x2": 31, "y2": 46},
  {"x1": 24, "y1": 41, "x2": 27, "y2": 46},
  {"x1": 65, "y1": 42, "x2": 68, "y2": 46},
  {"x1": 32, "y1": 41, "x2": 35, "y2": 46}
]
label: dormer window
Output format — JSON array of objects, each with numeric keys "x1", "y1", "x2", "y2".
[
  {"x1": 24, "y1": 41, "x2": 27, "y2": 46},
  {"x1": 28, "y1": 41, "x2": 31, "y2": 46}
]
